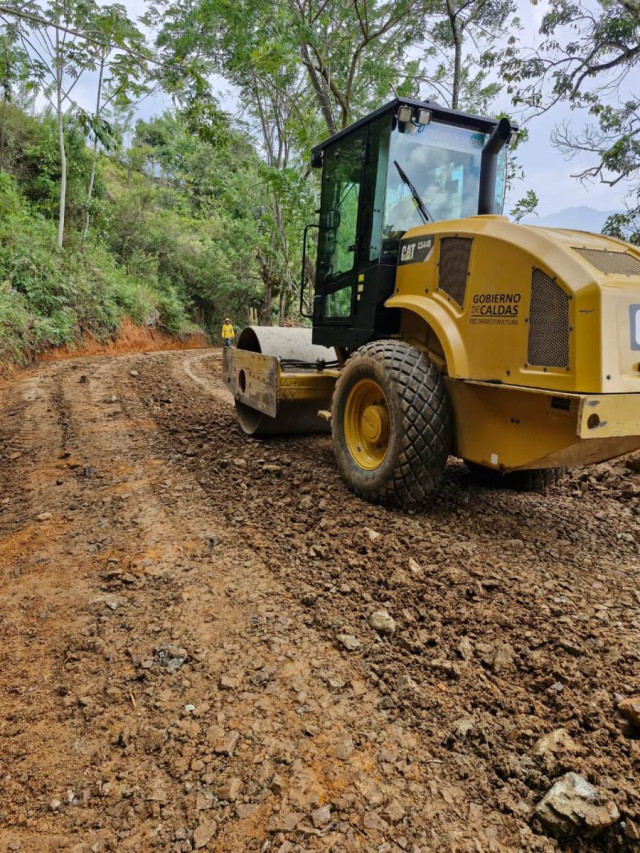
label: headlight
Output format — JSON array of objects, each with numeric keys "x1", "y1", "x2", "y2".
[{"x1": 631, "y1": 305, "x2": 640, "y2": 350}]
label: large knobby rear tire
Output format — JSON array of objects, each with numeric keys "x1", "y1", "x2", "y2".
[
  {"x1": 466, "y1": 462, "x2": 565, "y2": 493},
  {"x1": 331, "y1": 340, "x2": 453, "y2": 507}
]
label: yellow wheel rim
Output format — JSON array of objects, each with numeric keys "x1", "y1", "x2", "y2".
[{"x1": 344, "y1": 378, "x2": 390, "y2": 470}]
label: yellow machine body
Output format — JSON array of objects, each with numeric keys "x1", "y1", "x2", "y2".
[
  {"x1": 226, "y1": 99, "x2": 640, "y2": 502},
  {"x1": 385, "y1": 215, "x2": 640, "y2": 470}
]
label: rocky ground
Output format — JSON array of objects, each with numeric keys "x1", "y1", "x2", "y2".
[{"x1": 1, "y1": 348, "x2": 639, "y2": 853}]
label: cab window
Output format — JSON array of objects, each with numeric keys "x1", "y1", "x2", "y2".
[
  {"x1": 317, "y1": 132, "x2": 364, "y2": 284},
  {"x1": 323, "y1": 284, "x2": 353, "y2": 319}
]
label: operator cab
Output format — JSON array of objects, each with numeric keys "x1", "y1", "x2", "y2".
[{"x1": 305, "y1": 98, "x2": 515, "y2": 349}]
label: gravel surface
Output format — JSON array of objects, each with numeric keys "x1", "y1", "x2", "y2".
[{"x1": 1, "y1": 348, "x2": 639, "y2": 852}]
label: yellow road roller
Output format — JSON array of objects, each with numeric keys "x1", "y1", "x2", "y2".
[{"x1": 223, "y1": 97, "x2": 640, "y2": 506}]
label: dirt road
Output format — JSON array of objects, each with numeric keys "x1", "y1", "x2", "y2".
[{"x1": 1, "y1": 349, "x2": 639, "y2": 853}]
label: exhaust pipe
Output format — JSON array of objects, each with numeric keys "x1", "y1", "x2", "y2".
[{"x1": 477, "y1": 117, "x2": 512, "y2": 216}]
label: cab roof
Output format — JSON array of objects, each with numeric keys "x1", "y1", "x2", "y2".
[{"x1": 310, "y1": 97, "x2": 511, "y2": 163}]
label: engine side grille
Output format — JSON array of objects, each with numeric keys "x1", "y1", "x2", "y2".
[
  {"x1": 573, "y1": 247, "x2": 640, "y2": 276},
  {"x1": 527, "y1": 269, "x2": 571, "y2": 369},
  {"x1": 438, "y1": 237, "x2": 472, "y2": 307}
]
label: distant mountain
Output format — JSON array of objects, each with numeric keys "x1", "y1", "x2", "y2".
[{"x1": 521, "y1": 205, "x2": 618, "y2": 233}]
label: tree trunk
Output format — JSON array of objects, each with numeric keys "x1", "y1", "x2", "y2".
[
  {"x1": 451, "y1": 19, "x2": 462, "y2": 110},
  {"x1": 257, "y1": 248, "x2": 275, "y2": 325},
  {"x1": 445, "y1": 0, "x2": 463, "y2": 111},
  {"x1": 0, "y1": 89, "x2": 7, "y2": 173},
  {"x1": 452, "y1": 33, "x2": 462, "y2": 110},
  {"x1": 301, "y1": 44, "x2": 337, "y2": 135},
  {"x1": 83, "y1": 51, "x2": 105, "y2": 243},
  {"x1": 262, "y1": 279, "x2": 273, "y2": 325},
  {"x1": 55, "y1": 29, "x2": 66, "y2": 249}
]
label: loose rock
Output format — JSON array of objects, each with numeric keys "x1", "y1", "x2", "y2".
[
  {"x1": 155, "y1": 644, "x2": 188, "y2": 672},
  {"x1": 193, "y1": 817, "x2": 217, "y2": 848},
  {"x1": 534, "y1": 728, "x2": 576, "y2": 757},
  {"x1": 215, "y1": 777, "x2": 242, "y2": 801},
  {"x1": 311, "y1": 804, "x2": 332, "y2": 828},
  {"x1": 147, "y1": 781, "x2": 167, "y2": 802},
  {"x1": 388, "y1": 567, "x2": 410, "y2": 587},
  {"x1": 196, "y1": 791, "x2": 213, "y2": 811},
  {"x1": 337, "y1": 633, "x2": 360, "y2": 651},
  {"x1": 236, "y1": 804, "x2": 257, "y2": 819},
  {"x1": 369, "y1": 610, "x2": 396, "y2": 636},
  {"x1": 447, "y1": 716, "x2": 475, "y2": 745},
  {"x1": 534, "y1": 772, "x2": 619, "y2": 839},
  {"x1": 457, "y1": 637, "x2": 473, "y2": 661},
  {"x1": 213, "y1": 730, "x2": 240, "y2": 756},
  {"x1": 334, "y1": 737, "x2": 355, "y2": 760},
  {"x1": 408, "y1": 557, "x2": 423, "y2": 575},
  {"x1": 618, "y1": 696, "x2": 640, "y2": 728},
  {"x1": 384, "y1": 799, "x2": 406, "y2": 823},
  {"x1": 491, "y1": 643, "x2": 514, "y2": 673},
  {"x1": 269, "y1": 811, "x2": 305, "y2": 832}
]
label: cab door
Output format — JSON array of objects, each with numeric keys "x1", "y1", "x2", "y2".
[{"x1": 313, "y1": 129, "x2": 366, "y2": 330}]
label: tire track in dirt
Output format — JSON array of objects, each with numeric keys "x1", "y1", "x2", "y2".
[{"x1": 180, "y1": 352, "x2": 234, "y2": 404}]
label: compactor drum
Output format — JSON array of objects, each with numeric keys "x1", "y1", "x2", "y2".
[
  {"x1": 227, "y1": 326, "x2": 335, "y2": 436},
  {"x1": 223, "y1": 98, "x2": 640, "y2": 506}
]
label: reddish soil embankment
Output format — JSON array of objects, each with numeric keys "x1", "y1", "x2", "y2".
[
  {"x1": 1, "y1": 318, "x2": 209, "y2": 385},
  {"x1": 39, "y1": 318, "x2": 209, "y2": 363}
]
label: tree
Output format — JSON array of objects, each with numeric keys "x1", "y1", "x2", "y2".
[
  {"x1": 502, "y1": 0, "x2": 640, "y2": 237},
  {"x1": 116, "y1": 110, "x2": 270, "y2": 327},
  {"x1": 149, "y1": 0, "x2": 320, "y2": 323},
  {"x1": 424, "y1": 0, "x2": 516, "y2": 112},
  {"x1": 414, "y1": 0, "x2": 532, "y2": 219},
  {"x1": 0, "y1": 30, "x2": 28, "y2": 172},
  {"x1": 287, "y1": 0, "x2": 428, "y2": 133},
  {"x1": 510, "y1": 188, "x2": 539, "y2": 222},
  {"x1": 78, "y1": 5, "x2": 148, "y2": 241},
  {"x1": 0, "y1": 0, "x2": 150, "y2": 246},
  {"x1": 1, "y1": 0, "x2": 102, "y2": 245},
  {"x1": 148, "y1": 0, "x2": 436, "y2": 322}
]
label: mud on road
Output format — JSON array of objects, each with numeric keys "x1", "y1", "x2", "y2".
[{"x1": 1, "y1": 349, "x2": 639, "y2": 853}]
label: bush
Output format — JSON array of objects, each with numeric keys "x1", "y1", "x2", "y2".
[
  {"x1": 0, "y1": 172, "x2": 195, "y2": 364},
  {"x1": 0, "y1": 102, "x2": 290, "y2": 364}
]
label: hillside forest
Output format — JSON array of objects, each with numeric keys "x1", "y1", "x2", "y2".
[{"x1": 0, "y1": 0, "x2": 638, "y2": 363}]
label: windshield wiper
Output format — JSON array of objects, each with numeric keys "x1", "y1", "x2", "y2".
[{"x1": 394, "y1": 160, "x2": 432, "y2": 224}]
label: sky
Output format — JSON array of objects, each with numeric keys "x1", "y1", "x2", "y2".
[{"x1": 64, "y1": 0, "x2": 635, "y2": 219}]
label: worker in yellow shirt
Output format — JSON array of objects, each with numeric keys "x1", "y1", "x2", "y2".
[{"x1": 221, "y1": 318, "x2": 235, "y2": 348}]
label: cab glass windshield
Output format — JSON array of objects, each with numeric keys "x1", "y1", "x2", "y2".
[{"x1": 375, "y1": 120, "x2": 506, "y2": 260}]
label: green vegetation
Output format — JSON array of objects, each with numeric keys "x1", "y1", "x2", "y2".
[
  {"x1": 0, "y1": 105, "x2": 204, "y2": 363},
  {"x1": 0, "y1": 167, "x2": 159, "y2": 363},
  {"x1": 0, "y1": 0, "x2": 317, "y2": 365},
  {"x1": 0, "y1": 98, "x2": 306, "y2": 364}
]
